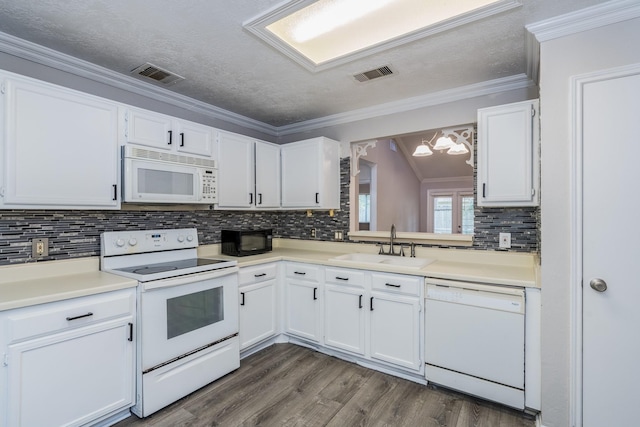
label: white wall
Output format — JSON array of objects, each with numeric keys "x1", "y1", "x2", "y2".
[
  {"x1": 361, "y1": 139, "x2": 421, "y2": 231},
  {"x1": 539, "y1": 16, "x2": 640, "y2": 427}
]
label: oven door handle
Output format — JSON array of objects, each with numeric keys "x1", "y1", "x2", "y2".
[{"x1": 141, "y1": 267, "x2": 239, "y2": 291}]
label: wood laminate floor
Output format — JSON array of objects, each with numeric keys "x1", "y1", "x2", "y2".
[{"x1": 114, "y1": 344, "x2": 536, "y2": 427}]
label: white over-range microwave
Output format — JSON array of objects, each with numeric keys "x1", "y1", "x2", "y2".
[{"x1": 122, "y1": 146, "x2": 217, "y2": 204}]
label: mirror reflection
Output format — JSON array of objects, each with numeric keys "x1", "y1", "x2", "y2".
[{"x1": 353, "y1": 125, "x2": 474, "y2": 235}]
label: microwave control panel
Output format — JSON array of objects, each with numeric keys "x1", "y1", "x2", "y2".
[{"x1": 201, "y1": 169, "x2": 217, "y2": 203}]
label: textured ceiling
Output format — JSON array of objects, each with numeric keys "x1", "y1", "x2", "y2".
[{"x1": 0, "y1": 0, "x2": 608, "y2": 127}]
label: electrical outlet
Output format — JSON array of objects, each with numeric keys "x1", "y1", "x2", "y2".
[
  {"x1": 499, "y1": 232, "x2": 511, "y2": 249},
  {"x1": 32, "y1": 238, "x2": 49, "y2": 258},
  {"x1": 334, "y1": 230, "x2": 343, "y2": 241},
  {"x1": 310, "y1": 228, "x2": 316, "y2": 238}
]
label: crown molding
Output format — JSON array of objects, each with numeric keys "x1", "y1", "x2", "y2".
[
  {"x1": 276, "y1": 73, "x2": 535, "y2": 136},
  {"x1": 0, "y1": 30, "x2": 536, "y2": 140},
  {"x1": 526, "y1": 0, "x2": 640, "y2": 43},
  {"x1": 0, "y1": 31, "x2": 279, "y2": 136}
]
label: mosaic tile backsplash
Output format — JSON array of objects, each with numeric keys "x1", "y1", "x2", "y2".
[{"x1": 0, "y1": 158, "x2": 538, "y2": 266}]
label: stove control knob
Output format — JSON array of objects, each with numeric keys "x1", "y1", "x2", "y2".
[
  {"x1": 177, "y1": 235, "x2": 185, "y2": 243},
  {"x1": 115, "y1": 238, "x2": 125, "y2": 247},
  {"x1": 128, "y1": 238, "x2": 138, "y2": 247},
  {"x1": 187, "y1": 235, "x2": 194, "y2": 242}
]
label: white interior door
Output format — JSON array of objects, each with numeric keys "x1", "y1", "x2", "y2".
[{"x1": 582, "y1": 68, "x2": 640, "y2": 426}]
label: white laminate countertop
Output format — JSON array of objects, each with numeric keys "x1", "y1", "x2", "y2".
[
  {"x1": 0, "y1": 258, "x2": 137, "y2": 311},
  {"x1": 0, "y1": 239, "x2": 539, "y2": 312},
  {"x1": 198, "y1": 239, "x2": 540, "y2": 288}
]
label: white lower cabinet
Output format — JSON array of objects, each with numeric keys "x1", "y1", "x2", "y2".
[
  {"x1": 369, "y1": 273, "x2": 423, "y2": 372},
  {"x1": 324, "y1": 268, "x2": 366, "y2": 356},
  {"x1": 279, "y1": 263, "x2": 423, "y2": 375},
  {"x1": 0, "y1": 288, "x2": 135, "y2": 427},
  {"x1": 238, "y1": 263, "x2": 278, "y2": 350},
  {"x1": 370, "y1": 292, "x2": 421, "y2": 370},
  {"x1": 283, "y1": 263, "x2": 323, "y2": 343}
]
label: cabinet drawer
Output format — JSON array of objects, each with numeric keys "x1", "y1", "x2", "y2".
[
  {"x1": 325, "y1": 267, "x2": 365, "y2": 287},
  {"x1": 285, "y1": 263, "x2": 320, "y2": 281},
  {"x1": 3, "y1": 289, "x2": 135, "y2": 343},
  {"x1": 239, "y1": 263, "x2": 277, "y2": 286},
  {"x1": 371, "y1": 273, "x2": 422, "y2": 297}
]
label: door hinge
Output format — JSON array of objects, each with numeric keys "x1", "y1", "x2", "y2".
[
  {"x1": 0, "y1": 83, "x2": 5, "y2": 94},
  {"x1": 531, "y1": 104, "x2": 536, "y2": 117},
  {"x1": 532, "y1": 188, "x2": 535, "y2": 196},
  {"x1": 3, "y1": 353, "x2": 8, "y2": 366}
]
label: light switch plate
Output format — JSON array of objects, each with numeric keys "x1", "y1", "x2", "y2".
[{"x1": 499, "y1": 232, "x2": 511, "y2": 249}]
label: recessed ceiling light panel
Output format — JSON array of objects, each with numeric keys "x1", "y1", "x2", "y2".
[{"x1": 244, "y1": 0, "x2": 521, "y2": 72}]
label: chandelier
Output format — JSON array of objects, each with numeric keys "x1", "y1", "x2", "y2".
[{"x1": 412, "y1": 127, "x2": 473, "y2": 159}]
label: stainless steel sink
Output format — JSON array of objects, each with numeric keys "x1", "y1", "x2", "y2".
[{"x1": 331, "y1": 253, "x2": 435, "y2": 269}]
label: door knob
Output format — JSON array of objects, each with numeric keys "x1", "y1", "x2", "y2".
[{"x1": 589, "y1": 278, "x2": 607, "y2": 292}]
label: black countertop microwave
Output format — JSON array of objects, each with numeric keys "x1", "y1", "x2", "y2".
[{"x1": 221, "y1": 229, "x2": 272, "y2": 257}]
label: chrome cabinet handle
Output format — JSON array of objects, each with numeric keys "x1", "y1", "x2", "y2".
[{"x1": 590, "y1": 278, "x2": 607, "y2": 292}]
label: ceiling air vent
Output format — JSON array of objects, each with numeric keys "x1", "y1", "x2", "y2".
[
  {"x1": 130, "y1": 62, "x2": 185, "y2": 85},
  {"x1": 353, "y1": 65, "x2": 394, "y2": 83}
]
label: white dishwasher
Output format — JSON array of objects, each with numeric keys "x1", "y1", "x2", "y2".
[{"x1": 425, "y1": 278, "x2": 525, "y2": 409}]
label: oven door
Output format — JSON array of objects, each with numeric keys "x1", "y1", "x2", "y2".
[{"x1": 139, "y1": 268, "x2": 239, "y2": 371}]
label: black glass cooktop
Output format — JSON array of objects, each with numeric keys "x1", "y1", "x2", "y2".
[{"x1": 116, "y1": 258, "x2": 229, "y2": 276}]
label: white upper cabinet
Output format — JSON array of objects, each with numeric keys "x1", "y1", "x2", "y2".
[
  {"x1": 477, "y1": 99, "x2": 540, "y2": 207},
  {"x1": 216, "y1": 130, "x2": 280, "y2": 209},
  {"x1": 217, "y1": 131, "x2": 255, "y2": 208},
  {"x1": 123, "y1": 107, "x2": 213, "y2": 157},
  {"x1": 0, "y1": 73, "x2": 120, "y2": 209},
  {"x1": 255, "y1": 141, "x2": 281, "y2": 208},
  {"x1": 281, "y1": 137, "x2": 340, "y2": 209}
]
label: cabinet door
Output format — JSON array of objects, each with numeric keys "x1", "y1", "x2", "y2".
[
  {"x1": 255, "y1": 141, "x2": 281, "y2": 208},
  {"x1": 239, "y1": 279, "x2": 277, "y2": 350},
  {"x1": 217, "y1": 131, "x2": 255, "y2": 208},
  {"x1": 281, "y1": 141, "x2": 320, "y2": 207},
  {"x1": 124, "y1": 107, "x2": 173, "y2": 150},
  {"x1": 175, "y1": 119, "x2": 213, "y2": 157},
  {"x1": 324, "y1": 284, "x2": 365, "y2": 355},
  {"x1": 284, "y1": 279, "x2": 322, "y2": 343},
  {"x1": 477, "y1": 99, "x2": 539, "y2": 206},
  {"x1": 369, "y1": 292, "x2": 421, "y2": 371},
  {"x1": 3, "y1": 77, "x2": 119, "y2": 209},
  {"x1": 5, "y1": 318, "x2": 134, "y2": 427}
]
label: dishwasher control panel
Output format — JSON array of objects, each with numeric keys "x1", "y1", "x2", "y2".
[{"x1": 426, "y1": 283, "x2": 524, "y2": 314}]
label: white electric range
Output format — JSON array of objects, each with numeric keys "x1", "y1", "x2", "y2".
[{"x1": 100, "y1": 228, "x2": 239, "y2": 418}]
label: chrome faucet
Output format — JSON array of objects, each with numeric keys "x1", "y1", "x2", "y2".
[
  {"x1": 378, "y1": 223, "x2": 404, "y2": 256},
  {"x1": 390, "y1": 224, "x2": 396, "y2": 252}
]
